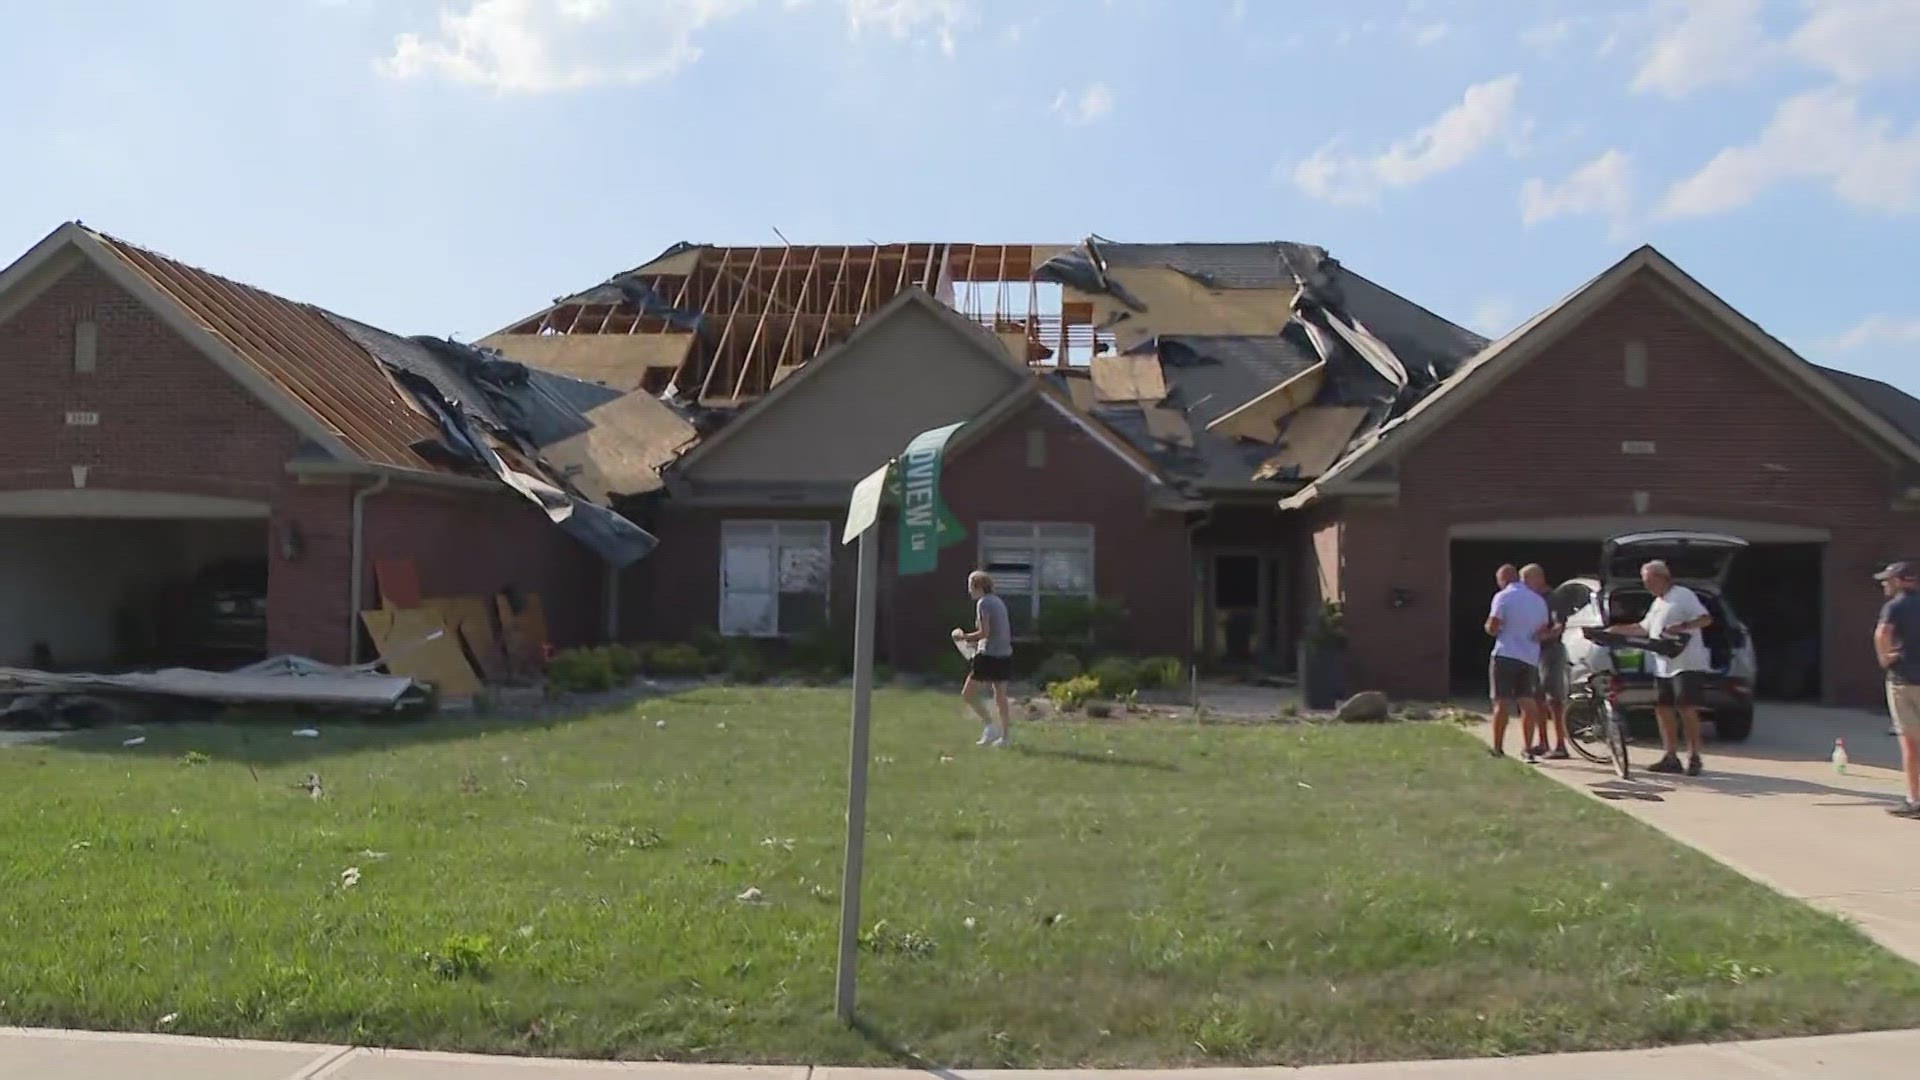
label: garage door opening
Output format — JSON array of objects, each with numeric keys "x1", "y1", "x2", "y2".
[
  {"x1": 0, "y1": 518, "x2": 269, "y2": 670},
  {"x1": 1449, "y1": 537, "x2": 1824, "y2": 701}
]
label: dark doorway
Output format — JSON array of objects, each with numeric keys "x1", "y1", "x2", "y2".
[
  {"x1": 1213, "y1": 554, "x2": 1261, "y2": 663},
  {"x1": 1448, "y1": 540, "x2": 1601, "y2": 693},
  {"x1": 1721, "y1": 544, "x2": 1823, "y2": 701}
]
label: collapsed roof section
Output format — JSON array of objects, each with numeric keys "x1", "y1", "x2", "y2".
[
  {"x1": 482, "y1": 242, "x2": 1123, "y2": 407},
  {"x1": 1035, "y1": 238, "x2": 1486, "y2": 492}
]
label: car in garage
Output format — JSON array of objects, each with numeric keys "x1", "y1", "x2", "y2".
[
  {"x1": 1556, "y1": 531, "x2": 1758, "y2": 741},
  {"x1": 180, "y1": 556, "x2": 269, "y2": 660}
]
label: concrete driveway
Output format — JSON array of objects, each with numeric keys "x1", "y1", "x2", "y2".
[{"x1": 1480, "y1": 701, "x2": 1920, "y2": 964}]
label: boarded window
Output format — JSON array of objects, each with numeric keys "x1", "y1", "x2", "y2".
[
  {"x1": 979, "y1": 522, "x2": 1094, "y2": 637},
  {"x1": 73, "y1": 320, "x2": 98, "y2": 374},
  {"x1": 1624, "y1": 339, "x2": 1648, "y2": 389},
  {"x1": 719, "y1": 521, "x2": 830, "y2": 637}
]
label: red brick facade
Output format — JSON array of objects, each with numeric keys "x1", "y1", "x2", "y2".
[
  {"x1": 0, "y1": 264, "x2": 609, "y2": 667},
  {"x1": 626, "y1": 399, "x2": 1193, "y2": 667},
  {"x1": 1333, "y1": 281, "x2": 1919, "y2": 708}
]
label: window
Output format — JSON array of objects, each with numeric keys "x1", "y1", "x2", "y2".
[
  {"x1": 719, "y1": 521, "x2": 830, "y2": 637},
  {"x1": 979, "y1": 523, "x2": 1094, "y2": 636},
  {"x1": 1624, "y1": 339, "x2": 1648, "y2": 389},
  {"x1": 73, "y1": 319, "x2": 97, "y2": 374}
]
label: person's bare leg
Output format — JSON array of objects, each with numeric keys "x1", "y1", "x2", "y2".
[
  {"x1": 1902, "y1": 730, "x2": 1919, "y2": 804},
  {"x1": 1549, "y1": 699, "x2": 1569, "y2": 751},
  {"x1": 991, "y1": 682, "x2": 1011, "y2": 745},
  {"x1": 961, "y1": 675, "x2": 996, "y2": 740},
  {"x1": 1681, "y1": 707, "x2": 1704, "y2": 758},
  {"x1": 1519, "y1": 698, "x2": 1544, "y2": 759},
  {"x1": 1654, "y1": 705, "x2": 1679, "y2": 757},
  {"x1": 1491, "y1": 699, "x2": 1510, "y2": 754}
]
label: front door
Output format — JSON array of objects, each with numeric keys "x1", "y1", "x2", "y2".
[{"x1": 1198, "y1": 550, "x2": 1290, "y2": 670}]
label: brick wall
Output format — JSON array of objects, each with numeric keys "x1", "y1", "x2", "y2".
[
  {"x1": 1332, "y1": 280, "x2": 1917, "y2": 707},
  {"x1": 625, "y1": 399, "x2": 1194, "y2": 669}
]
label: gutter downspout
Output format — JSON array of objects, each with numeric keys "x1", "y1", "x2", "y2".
[{"x1": 347, "y1": 475, "x2": 391, "y2": 662}]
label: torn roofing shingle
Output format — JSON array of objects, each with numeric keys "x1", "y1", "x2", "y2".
[{"x1": 1090, "y1": 240, "x2": 1331, "y2": 289}]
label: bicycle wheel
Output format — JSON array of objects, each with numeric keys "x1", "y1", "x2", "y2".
[
  {"x1": 1564, "y1": 697, "x2": 1612, "y2": 765},
  {"x1": 1605, "y1": 706, "x2": 1631, "y2": 780}
]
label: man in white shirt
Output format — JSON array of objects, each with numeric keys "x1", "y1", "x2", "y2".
[
  {"x1": 1620, "y1": 559, "x2": 1714, "y2": 776},
  {"x1": 1486, "y1": 564, "x2": 1552, "y2": 763}
]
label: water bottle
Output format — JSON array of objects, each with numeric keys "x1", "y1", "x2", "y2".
[{"x1": 1832, "y1": 737, "x2": 1849, "y2": 775}]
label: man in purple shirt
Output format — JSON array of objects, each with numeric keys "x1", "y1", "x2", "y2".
[{"x1": 1486, "y1": 564, "x2": 1551, "y2": 763}]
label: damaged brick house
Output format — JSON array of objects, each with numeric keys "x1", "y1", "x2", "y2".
[
  {"x1": 0, "y1": 223, "x2": 654, "y2": 673},
  {"x1": 480, "y1": 238, "x2": 1481, "y2": 673},
  {"x1": 490, "y1": 236, "x2": 1920, "y2": 710}
]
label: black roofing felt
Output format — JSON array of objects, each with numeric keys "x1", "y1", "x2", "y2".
[{"x1": 1818, "y1": 365, "x2": 1920, "y2": 448}]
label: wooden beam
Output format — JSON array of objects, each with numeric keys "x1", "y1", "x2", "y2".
[
  {"x1": 919, "y1": 243, "x2": 938, "y2": 294},
  {"x1": 657, "y1": 254, "x2": 704, "y2": 335},
  {"x1": 701, "y1": 245, "x2": 765, "y2": 400},
  {"x1": 854, "y1": 245, "x2": 883, "y2": 325},
  {"x1": 734, "y1": 243, "x2": 794, "y2": 399},
  {"x1": 812, "y1": 246, "x2": 854, "y2": 355},
  {"x1": 994, "y1": 244, "x2": 1009, "y2": 327},
  {"x1": 777, "y1": 246, "x2": 822, "y2": 367},
  {"x1": 892, "y1": 244, "x2": 912, "y2": 298}
]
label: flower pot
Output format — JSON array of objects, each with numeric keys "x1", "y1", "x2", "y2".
[{"x1": 1298, "y1": 641, "x2": 1348, "y2": 711}]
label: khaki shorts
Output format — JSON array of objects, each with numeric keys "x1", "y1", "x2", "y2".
[{"x1": 1890, "y1": 682, "x2": 1920, "y2": 735}]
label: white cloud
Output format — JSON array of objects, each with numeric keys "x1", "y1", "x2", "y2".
[
  {"x1": 1822, "y1": 316, "x2": 1920, "y2": 353},
  {"x1": 379, "y1": 0, "x2": 748, "y2": 93},
  {"x1": 1291, "y1": 74, "x2": 1522, "y2": 205},
  {"x1": 1409, "y1": 22, "x2": 1452, "y2": 47},
  {"x1": 1790, "y1": 1, "x2": 1920, "y2": 83},
  {"x1": 1051, "y1": 83, "x2": 1115, "y2": 125},
  {"x1": 844, "y1": 0, "x2": 970, "y2": 55},
  {"x1": 1632, "y1": 0, "x2": 1773, "y2": 99},
  {"x1": 1518, "y1": 19, "x2": 1572, "y2": 48},
  {"x1": 1658, "y1": 88, "x2": 1920, "y2": 219},
  {"x1": 1521, "y1": 149, "x2": 1634, "y2": 237},
  {"x1": 1469, "y1": 299, "x2": 1534, "y2": 339},
  {"x1": 1227, "y1": 0, "x2": 1248, "y2": 23}
]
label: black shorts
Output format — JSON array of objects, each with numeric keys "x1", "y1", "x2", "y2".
[
  {"x1": 1656, "y1": 671, "x2": 1706, "y2": 710},
  {"x1": 970, "y1": 652, "x2": 1013, "y2": 683},
  {"x1": 1489, "y1": 656, "x2": 1538, "y2": 703}
]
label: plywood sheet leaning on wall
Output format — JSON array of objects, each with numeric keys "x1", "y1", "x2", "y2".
[
  {"x1": 1071, "y1": 270, "x2": 1296, "y2": 352},
  {"x1": 475, "y1": 334, "x2": 694, "y2": 392},
  {"x1": 423, "y1": 596, "x2": 506, "y2": 683},
  {"x1": 1207, "y1": 363, "x2": 1327, "y2": 444},
  {"x1": 1090, "y1": 355, "x2": 1168, "y2": 403},
  {"x1": 362, "y1": 607, "x2": 482, "y2": 698},
  {"x1": 374, "y1": 558, "x2": 423, "y2": 609},
  {"x1": 496, "y1": 590, "x2": 551, "y2": 681},
  {"x1": 1254, "y1": 406, "x2": 1371, "y2": 481}
]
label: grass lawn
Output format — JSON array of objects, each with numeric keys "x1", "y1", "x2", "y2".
[{"x1": 2, "y1": 688, "x2": 1918, "y2": 1068}]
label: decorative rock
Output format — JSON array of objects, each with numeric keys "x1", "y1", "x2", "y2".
[{"x1": 1335, "y1": 690, "x2": 1392, "y2": 723}]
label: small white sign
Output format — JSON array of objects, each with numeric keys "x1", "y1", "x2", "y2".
[
  {"x1": 64, "y1": 410, "x2": 99, "y2": 427},
  {"x1": 1621, "y1": 440, "x2": 1656, "y2": 455}
]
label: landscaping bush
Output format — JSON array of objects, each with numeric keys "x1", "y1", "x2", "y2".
[
  {"x1": 1046, "y1": 674, "x2": 1102, "y2": 711},
  {"x1": 1036, "y1": 596, "x2": 1130, "y2": 651},
  {"x1": 603, "y1": 644, "x2": 640, "y2": 685},
  {"x1": 1034, "y1": 652, "x2": 1085, "y2": 684},
  {"x1": 723, "y1": 653, "x2": 768, "y2": 684},
  {"x1": 647, "y1": 643, "x2": 708, "y2": 679},
  {"x1": 1089, "y1": 657, "x2": 1140, "y2": 699},
  {"x1": 789, "y1": 626, "x2": 852, "y2": 679},
  {"x1": 1136, "y1": 656, "x2": 1185, "y2": 691},
  {"x1": 690, "y1": 629, "x2": 728, "y2": 665},
  {"x1": 932, "y1": 649, "x2": 971, "y2": 685},
  {"x1": 545, "y1": 645, "x2": 625, "y2": 687}
]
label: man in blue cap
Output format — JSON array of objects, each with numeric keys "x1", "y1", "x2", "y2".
[{"x1": 1875, "y1": 561, "x2": 1920, "y2": 818}]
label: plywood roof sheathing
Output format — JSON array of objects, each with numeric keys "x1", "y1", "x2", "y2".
[
  {"x1": 1145, "y1": 405, "x2": 1194, "y2": 447},
  {"x1": 1091, "y1": 355, "x2": 1168, "y2": 403},
  {"x1": 1208, "y1": 362, "x2": 1327, "y2": 443},
  {"x1": 1064, "y1": 375, "x2": 1099, "y2": 412},
  {"x1": 1256, "y1": 406, "x2": 1371, "y2": 480}
]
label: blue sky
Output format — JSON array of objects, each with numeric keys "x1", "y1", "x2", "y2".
[{"x1": 3, "y1": 0, "x2": 1918, "y2": 391}]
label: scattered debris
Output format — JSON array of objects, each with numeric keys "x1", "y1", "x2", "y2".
[
  {"x1": 736, "y1": 887, "x2": 763, "y2": 903},
  {"x1": 121, "y1": 736, "x2": 146, "y2": 747},
  {"x1": 157, "y1": 1012, "x2": 178, "y2": 1027},
  {"x1": 299, "y1": 773, "x2": 324, "y2": 800},
  {"x1": 340, "y1": 866, "x2": 362, "y2": 890},
  {"x1": 292, "y1": 728, "x2": 320, "y2": 738},
  {"x1": 963, "y1": 916, "x2": 977, "y2": 930},
  {"x1": 0, "y1": 655, "x2": 427, "y2": 716}
]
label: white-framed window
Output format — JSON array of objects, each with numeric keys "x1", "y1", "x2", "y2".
[
  {"x1": 978, "y1": 522, "x2": 1094, "y2": 636},
  {"x1": 719, "y1": 520, "x2": 831, "y2": 637}
]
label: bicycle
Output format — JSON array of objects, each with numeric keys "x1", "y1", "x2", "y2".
[{"x1": 1564, "y1": 669, "x2": 1631, "y2": 780}]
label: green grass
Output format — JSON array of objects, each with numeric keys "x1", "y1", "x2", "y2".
[{"x1": 2, "y1": 688, "x2": 1918, "y2": 1068}]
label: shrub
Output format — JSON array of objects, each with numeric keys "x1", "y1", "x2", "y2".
[
  {"x1": 932, "y1": 649, "x2": 970, "y2": 685},
  {"x1": 1036, "y1": 596, "x2": 1130, "y2": 650},
  {"x1": 603, "y1": 644, "x2": 640, "y2": 685},
  {"x1": 690, "y1": 629, "x2": 728, "y2": 663},
  {"x1": 1035, "y1": 652, "x2": 1085, "y2": 684},
  {"x1": 723, "y1": 653, "x2": 767, "y2": 684},
  {"x1": 1089, "y1": 657, "x2": 1140, "y2": 699},
  {"x1": 1136, "y1": 656, "x2": 1185, "y2": 691},
  {"x1": 872, "y1": 662, "x2": 896, "y2": 685},
  {"x1": 546, "y1": 647, "x2": 619, "y2": 692},
  {"x1": 647, "y1": 643, "x2": 708, "y2": 679},
  {"x1": 789, "y1": 626, "x2": 852, "y2": 678},
  {"x1": 1046, "y1": 674, "x2": 1101, "y2": 711}
]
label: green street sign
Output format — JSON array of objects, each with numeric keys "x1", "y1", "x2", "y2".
[{"x1": 897, "y1": 421, "x2": 965, "y2": 576}]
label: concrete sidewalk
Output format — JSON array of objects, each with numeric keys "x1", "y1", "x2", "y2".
[
  {"x1": 1476, "y1": 701, "x2": 1920, "y2": 966},
  {"x1": 10, "y1": 1025, "x2": 1920, "y2": 1079}
]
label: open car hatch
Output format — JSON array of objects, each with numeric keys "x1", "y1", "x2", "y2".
[{"x1": 1602, "y1": 530, "x2": 1748, "y2": 591}]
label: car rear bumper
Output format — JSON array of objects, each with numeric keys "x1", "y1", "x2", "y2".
[{"x1": 1608, "y1": 675, "x2": 1752, "y2": 714}]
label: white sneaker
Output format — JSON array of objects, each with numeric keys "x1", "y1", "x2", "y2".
[
  {"x1": 977, "y1": 726, "x2": 998, "y2": 746},
  {"x1": 990, "y1": 731, "x2": 1010, "y2": 748}
]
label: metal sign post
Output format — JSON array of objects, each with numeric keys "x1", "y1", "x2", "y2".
[{"x1": 834, "y1": 460, "x2": 890, "y2": 1024}]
